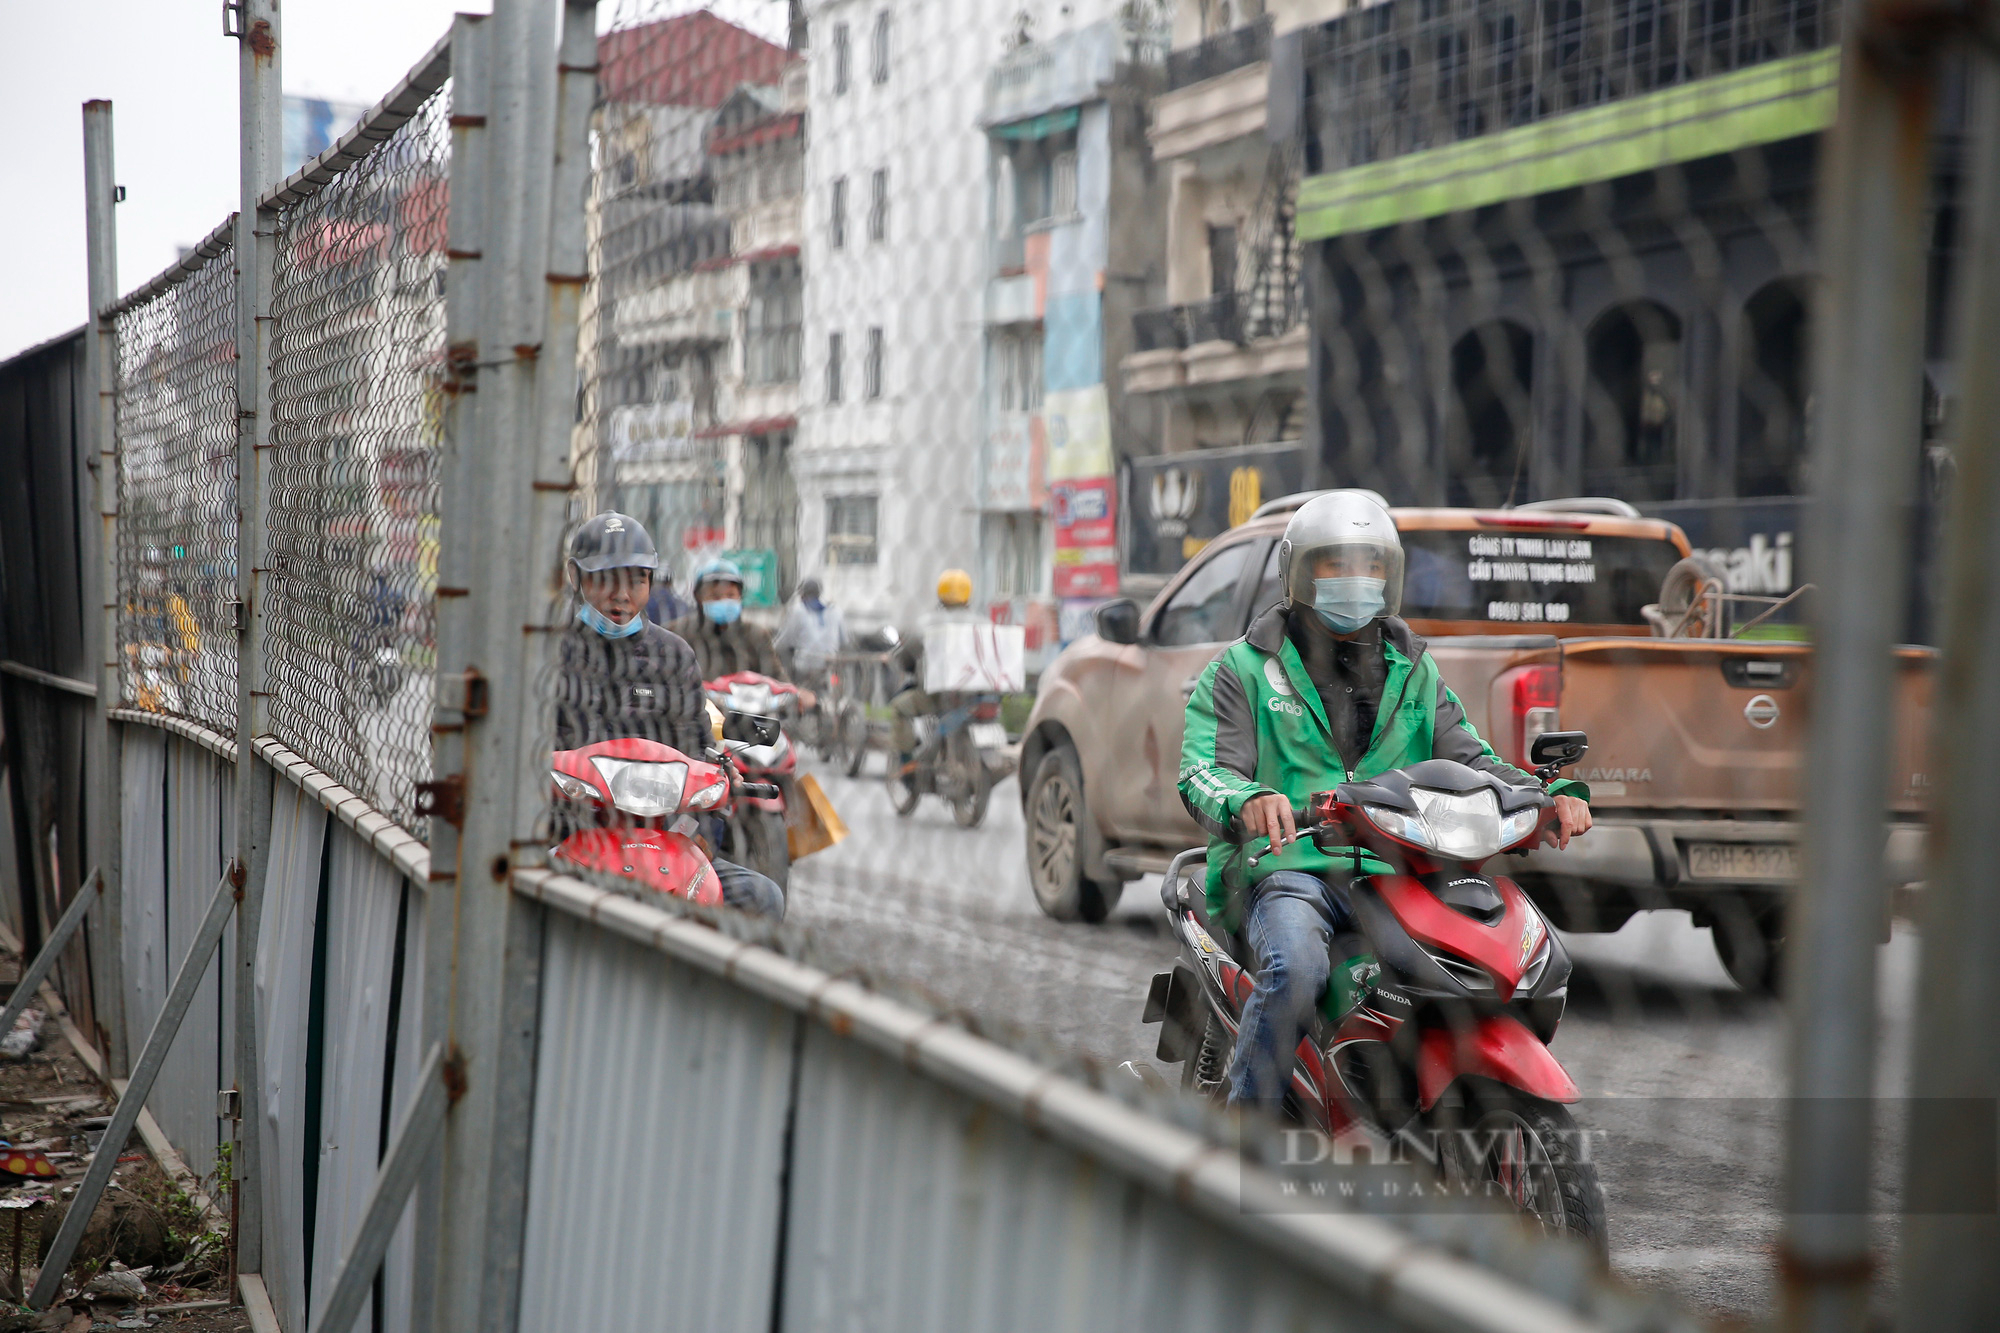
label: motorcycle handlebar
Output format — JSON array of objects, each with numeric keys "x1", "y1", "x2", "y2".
[{"x1": 737, "y1": 781, "x2": 782, "y2": 799}]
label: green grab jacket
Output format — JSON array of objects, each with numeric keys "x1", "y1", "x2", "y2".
[{"x1": 1178, "y1": 606, "x2": 1589, "y2": 926}]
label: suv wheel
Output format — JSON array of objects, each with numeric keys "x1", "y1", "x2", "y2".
[{"x1": 1025, "y1": 744, "x2": 1122, "y2": 923}]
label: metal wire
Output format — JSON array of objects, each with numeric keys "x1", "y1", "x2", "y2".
[
  {"x1": 264, "y1": 84, "x2": 453, "y2": 836},
  {"x1": 113, "y1": 229, "x2": 242, "y2": 735}
]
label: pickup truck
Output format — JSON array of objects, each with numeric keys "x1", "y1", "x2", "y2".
[{"x1": 1018, "y1": 495, "x2": 1930, "y2": 991}]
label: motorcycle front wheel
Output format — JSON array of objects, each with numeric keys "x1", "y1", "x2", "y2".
[{"x1": 1435, "y1": 1086, "x2": 1608, "y2": 1257}]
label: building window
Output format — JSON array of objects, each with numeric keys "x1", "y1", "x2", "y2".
[
  {"x1": 826, "y1": 494, "x2": 878, "y2": 565},
  {"x1": 982, "y1": 513, "x2": 1046, "y2": 597},
  {"x1": 1008, "y1": 130, "x2": 1080, "y2": 227},
  {"x1": 1207, "y1": 224, "x2": 1238, "y2": 296},
  {"x1": 826, "y1": 331, "x2": 844, "y2": 403},
  {"x1": 871, "y1": 11, "x2": 891, "y2": 84},
  {"x1": 833, "y1": 23, "x2": 851, "y2": 94},
  {"x1": 868, "y1": 169, "x2": 888, "y2": 242},
  {"x1": 1051, "y1": 149, "x2": 1077, "y2": 217},
  {"x1": 831, "y1": 176, "x2": 847, "y2": 248},
  {"x1": 995, "y1": 328, "x2": 1043, "y2": 411},
  {"x1": 746, "y1": 259, "x2": 802, "y2": 384},
  {"x1": 865, "y1": 327, "x2": 884, "y2": 399}
]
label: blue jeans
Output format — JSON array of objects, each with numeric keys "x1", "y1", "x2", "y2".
[
  {"x1": 1226, "y1": 871, "x2": 1357, "y2": 1111},
  {"x1": 714, "y1": 857, "x2": 786, "y2": 921}
]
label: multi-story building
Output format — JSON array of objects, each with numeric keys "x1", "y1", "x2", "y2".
[
  {"x1": 577, "y1": 13, "x2": 794, "y2": 595},
  {"x1": 796, "y1": 0, "x2": 1021, "y2": 629},
  {"x1": 1284, "y1": 0, "x2": 1965, "y2": 634},
  {"x1": 976, "y1": 15, "x2": 1166, "y2": 659},
  {"x1": 1117, "y1": 2, "x2": 1341, "y2": 589}
]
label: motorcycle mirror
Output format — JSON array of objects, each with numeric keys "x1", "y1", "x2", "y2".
[
  {"x1": 1529, "y1": 730, "x2": 1589, "y2": 769},
  {"x1": 1093, "y1": 598, "x2": 1141, "y2": 646},
  {"x1": 722, "y1": 710, "x2": 782, "y2": 746}
]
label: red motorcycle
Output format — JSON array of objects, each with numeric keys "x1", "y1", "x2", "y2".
[
  {"x1": 703, "y1": 672, "x2": 798, "y2": 887},
  {"x1": 549, "y1": 716, "x2": 782, "y2": 903},
  {"x1": 1144, "y1": 732, "x2": 1606, "y2": 1251}
]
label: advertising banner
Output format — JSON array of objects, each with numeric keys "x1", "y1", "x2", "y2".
[
  {"x1": 1046, "y1": 386, "x2": 1112, "y2": 480},
  {"x1": 1125, "y1": 442, "x2": 1308, "y2": 575},
  {"x1": 1051, "y1": 476, "x2": 1118, "y2": 598}
]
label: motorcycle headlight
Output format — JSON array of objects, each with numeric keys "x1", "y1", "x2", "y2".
[
  {"x1": 588, "y1": 756, "x2": 688, "y2": 817},
  {"x1": 1363, "y1": 804, "x2": 1427, "y2": 846},
  {"x1": 1368, "y1": 788, "x2": 1514, "y2": 860},
  {"x1": 551, "y1": 769, "x2": 596, "y2": 802},
  {"x1": 1499, "y1": 808, "x2": 1541, "y2": 849},
  {"x1": 685, "y1": 777, "x2": 729, "y2": 811},
  {"x1": 731, "y1": 685, "x2": 774, "y2": 714}
]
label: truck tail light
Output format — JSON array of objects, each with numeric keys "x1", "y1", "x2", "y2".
[{"x1": 1499, "y1": 665, "x2": 1560, "y2": 769}]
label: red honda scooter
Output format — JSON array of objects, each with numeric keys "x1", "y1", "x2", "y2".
[
  {"x1": 549, "y1": 714, "x2": 782, "y2": 904},
  {"x1": 1144, "y1": 732, "x2": 1606, "y2": 1250}
]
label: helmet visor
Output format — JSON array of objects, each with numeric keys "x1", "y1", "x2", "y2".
[{"x1": 1286, "y1": 539, "x2": 1405, "y2": 616}]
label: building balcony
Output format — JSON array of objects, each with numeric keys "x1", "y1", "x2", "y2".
[
  {"x1": 1296, "y1": 0, "x2": 1839, "y2": 240},
  {"x1": 1148, "y1": 56, "x2": 1268, "y2": 161},
  {"x1": 1165, "y1": 16, "x2": 1271, "y2": 92}
]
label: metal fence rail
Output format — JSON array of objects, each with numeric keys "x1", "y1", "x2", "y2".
[{"x1": 112, "y1": 221, "x2": 241, "y2": 736}]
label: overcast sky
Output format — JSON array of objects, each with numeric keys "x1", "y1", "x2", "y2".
[{"x1": 0, "y1": 1, "x2": 788, "y2": 362}]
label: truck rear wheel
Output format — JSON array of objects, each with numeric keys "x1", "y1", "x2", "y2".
[
  {"x1": 1712, "y1": 898, "x2": 1785, "y2": 995},
  {"x1": 1025, "y1": 744, "x2": 1122, "y2": 923}
]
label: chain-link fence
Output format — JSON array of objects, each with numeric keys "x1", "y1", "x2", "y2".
[
  {"x1": 264, "y1": 79, "x2": 453, "y2": 833},
  {"x1": 113, "y1": 221, "x2": 241, "y2": 736},
  {"x1": 518, "y1": 2, "x2": 1986, "y2": 1325},
  {"x1": 65, "y1": 0, "x2": 1998, "y2": 1326}
]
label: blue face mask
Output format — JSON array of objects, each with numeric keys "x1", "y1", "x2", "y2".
[
  {"x1": 578, "y1": 603, "x2": 644, "y2": 638},
  {"x1": 1311, "y1": 576, "x2": 1386, "y2": 634},
  {"x1": 703, "y1": 598, "x2": 743, "y2": 625}
]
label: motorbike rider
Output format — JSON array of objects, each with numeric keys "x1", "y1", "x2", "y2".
[
  {"x1": 1177, "y1": 491, "x2": 1591, "y2": 1112},
  {"x1": 553, "y1": 514, "x2": 785, "y2": 920},
  {"x1": 667, "y1": 558, "x2": 817, "y2": 710},
  {"x1": 888, "y1": 568, "x2": 981, "y2": 770},
  {"x1": 775, "y1": 577, "x2": 847, "y2": 682}
]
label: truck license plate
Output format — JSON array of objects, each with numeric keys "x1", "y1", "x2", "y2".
[
  {"x1": 969, "y1": 723, "x2": 1009, "y2": 749},
  {"x1": 1686, "y1": 842, "x2": 1798, "y2": 881}
]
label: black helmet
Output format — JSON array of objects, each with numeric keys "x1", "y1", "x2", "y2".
[{"x1": 567, "y1": 512, "x2": 660, "y2": 576}]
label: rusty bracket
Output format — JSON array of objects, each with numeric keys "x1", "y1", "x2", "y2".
[
  {"x1": 414, "y1": 774, "x2": 466, "y2": 827},
  {"x1": 442, "y1": 1044, "x2": 469, "y2": 1105}
]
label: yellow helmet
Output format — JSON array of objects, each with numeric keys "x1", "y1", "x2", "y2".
[{"x1": 936, "y1": 568, "x2": 973, "y2": 608}]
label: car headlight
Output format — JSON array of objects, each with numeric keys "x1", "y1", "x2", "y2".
[
  {"x1": 551, "y1": 769, "x2": 596, "y2": 802},
  {"x1": 588, "y1": 756, "x2": 688, "y2": 817}
]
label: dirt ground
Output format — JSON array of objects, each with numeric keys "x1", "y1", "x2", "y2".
[{"x1": 0, "y1": 952, "x2": 249, "y2": 1333}]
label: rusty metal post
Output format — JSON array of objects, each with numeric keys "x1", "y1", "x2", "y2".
[
  {"x1": 80, "y1": 99, "x2": 128, "y2": 1081},
  {"x1": 1783, "y1": 1, "x2": 1940, "y2": 1329},
  {"x1": 228, "y1": 0, "x2": 283, "y2": 1283},
  {"x1": 416, "y1": 3, "x2": 596, "y2": 1328},
  {"x1": 1897, "y1": 50, "x2": 2000, "y2": 1330}
]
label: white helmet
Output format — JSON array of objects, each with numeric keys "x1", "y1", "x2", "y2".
[{"x1": 1278, "y1": 490, "x2": 1404, "y2": 620}]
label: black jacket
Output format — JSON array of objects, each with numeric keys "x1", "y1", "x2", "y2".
[
  {"x1": 665, "y1": 612, "x2": 787, "y2": 683},
  {"x1": 552, "y1": 618, "x2": 709, "y2": 757}
]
